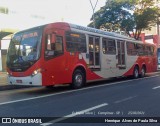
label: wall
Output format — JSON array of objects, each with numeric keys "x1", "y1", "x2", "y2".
[{"x1": 0, "y1": 38, "x2": 11, "y2": 72}]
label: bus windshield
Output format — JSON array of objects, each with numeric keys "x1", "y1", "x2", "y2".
[{"x1": 7, "y1": 29, "x2": 42, "y2": 72}]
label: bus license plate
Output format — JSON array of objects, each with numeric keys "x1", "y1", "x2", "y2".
[{"x1": 16, "y1": 80, "x2": 22, "y2": 83}]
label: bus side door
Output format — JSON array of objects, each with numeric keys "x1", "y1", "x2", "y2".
[
  {"x1": 117, "y1": 40, "x2": 126, "y2": 68},
  {"x1": 88, "y1": 36, "x2": 101, "y2": 70},
  {"x1": 116, "y1": 40, "x2": 126, "y2": 75}
]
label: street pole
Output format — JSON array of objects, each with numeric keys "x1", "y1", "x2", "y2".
[
  {"x1": 157, "y1": 24, "x2": 160, "y2": 47},
  {"x1": 156, "y1": 1, "x2": 160, "y2": 47},
  {"x1": 89, "y1": 0, "x2": 98, "y2": 28},
  {"x1": 157, "y1": 17, "x2": 160, "y2": 47}
]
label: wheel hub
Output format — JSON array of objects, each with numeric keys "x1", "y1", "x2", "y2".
[{"x1": 75, "y1": 74, "x2": 82, "y2": 85}]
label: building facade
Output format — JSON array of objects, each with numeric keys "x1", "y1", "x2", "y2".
[{"x1": 138, "y1": 0, "x2": 160, "y2": 47}]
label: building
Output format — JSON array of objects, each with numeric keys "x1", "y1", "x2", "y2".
[
  {"x1": 0, "y1": 29, "x2": 17, "y2": 71},
  {"x1": 142, "y1": 0, "x2": 160, "y2": 46}
]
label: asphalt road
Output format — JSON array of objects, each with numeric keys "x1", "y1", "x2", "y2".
[{"x1": 0, "y1": 73, "x2": 160, "y2": 126}]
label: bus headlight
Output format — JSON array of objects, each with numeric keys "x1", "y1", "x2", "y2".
[
  {"x1": 7, "y1": 72, "x2": 12, "y2": 76},
  {"x1": 31, "y1": 68, "x2": 42, "y2": 77}
]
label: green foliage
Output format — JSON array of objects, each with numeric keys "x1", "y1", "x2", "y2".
[
  {"x1": 88, "y1": 0, "x2": 160, "y2": 40},
  {"x1": 0, "y1": 6, "x2": 9, "y2": 14}
]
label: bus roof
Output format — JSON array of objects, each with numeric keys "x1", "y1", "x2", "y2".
[
  {"x1": 13, "y1": 25, "x2": 46, "y2": 35},
  {"x1": 13, "y1": 22, "x2": 154, "y2": 45},
  {"x1": 67, "y1": 23, "x2": 157, "y2": 46},
  {"x1": 69, "y1": 23, "x2": 134, "y2": 40}
]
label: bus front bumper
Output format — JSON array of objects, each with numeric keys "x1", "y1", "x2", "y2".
[{"x1": 8, "y1": 73, "x2": 42, "y2": 86}]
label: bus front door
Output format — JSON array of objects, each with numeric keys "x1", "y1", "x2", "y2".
[{"x1": 42, "y1": 29, "x2": 68, "y2": 86}]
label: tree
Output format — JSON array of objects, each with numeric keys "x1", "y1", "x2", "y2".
[
  {"x1": 132, "y1": 0, "x2": 160, "y2": 39},
  {"x1": 88, "y1": 0, "x2": 160, "y2": 40}
]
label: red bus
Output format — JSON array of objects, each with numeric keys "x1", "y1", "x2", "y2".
[
  {"x1": 157, "y1": 48, "x2": 160, "y2": 69},
  {"x1": 6, "y1": 22, "x2": 157, "y2": 89}
]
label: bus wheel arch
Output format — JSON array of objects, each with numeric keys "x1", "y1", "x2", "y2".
[
  {"x1": 140, "y1": 65, "x2": 146, "y2": 78},
  {"x1": 71, "y1": 66, "x2": 86, "y2": 89},
  {"x1": 133, "y1": 65, "x2": 139, "y2": 79}
]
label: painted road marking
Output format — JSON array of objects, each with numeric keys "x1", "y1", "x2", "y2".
[
  {"x1": 152, "y1": 86, "x2": 160, "y2": 90},
  {"x1": 0, "y1": 75, "x2": 159, "y2": 106},
  {"x1": 114, "y1": 96, "x2": 137, "y2": 104},
  {"x1": 40, "y1": 103, "x2": 108, "y2": 126}
]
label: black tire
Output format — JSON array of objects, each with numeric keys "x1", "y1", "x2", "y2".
[
  {"x1": 133, "y1": 66, "x2": 139, "y2": 79},
  {"x1": 140, "y1": 66, "x2": 146, "y2": 78},
  {"x1": 71, "y1": 69, "x2": 86, "y2": 89}
]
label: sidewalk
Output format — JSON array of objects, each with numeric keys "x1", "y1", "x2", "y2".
[
  {"x1": 0, "y1": 72, "x2": 10, "y2": 91},
  {"x1": 0, "y1": 72, "x2": 7, "y2": 86}
]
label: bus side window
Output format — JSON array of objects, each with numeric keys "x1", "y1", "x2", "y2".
[
  {"x1": 45, "y1": 34, "x2": 54, "y2": 58},
  {"x1": 127, "y1": 42, "x2": 137, "y2": 56},
  {"x1": 55, "y1": 36, "x2": 63, "y2": 55},
  {"x1": 102, "y1": 38, "x2": 107, "y2": 54},
  {"x1": 151, "y1": 46, "x2": 154, "y2": 55},
  {"x1": 136, "y1": 44, "x2": 144, "y2": 56},
  {"x1": 66, "y1": 31, "x2": 86, "y2": 53},
  {"x1": 102, "y1": 38, "x2": 116, "y2": 55},
  {"x1": 45, "y1": 34, "x2": 63, "y2": 59},
  {"x1": 145, "y1": 46, "x2": 154, "y2": 56}
]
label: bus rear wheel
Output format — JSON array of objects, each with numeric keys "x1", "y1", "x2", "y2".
[
  {"x1": 140, "y1": 66, "x2": 146, "y2": 78},
  {"x1": 133, "y1": 66, "x2": 139, "y2": 79},
  {"x1": 72, "y1": 69, "x2": 85, "y2": 89}
]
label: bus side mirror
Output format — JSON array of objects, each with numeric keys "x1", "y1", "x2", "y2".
[{"x1": 51, "y1": 34, "x2": 56, "y2": 44}]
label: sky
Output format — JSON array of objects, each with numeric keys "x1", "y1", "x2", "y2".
[{"x1": 0, "y1": 0, "x2": 106, "y2": 30}]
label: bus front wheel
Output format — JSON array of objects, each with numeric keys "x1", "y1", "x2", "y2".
[{"x1": 72, "y1": 69, "x2": 85, "y2": 89}]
